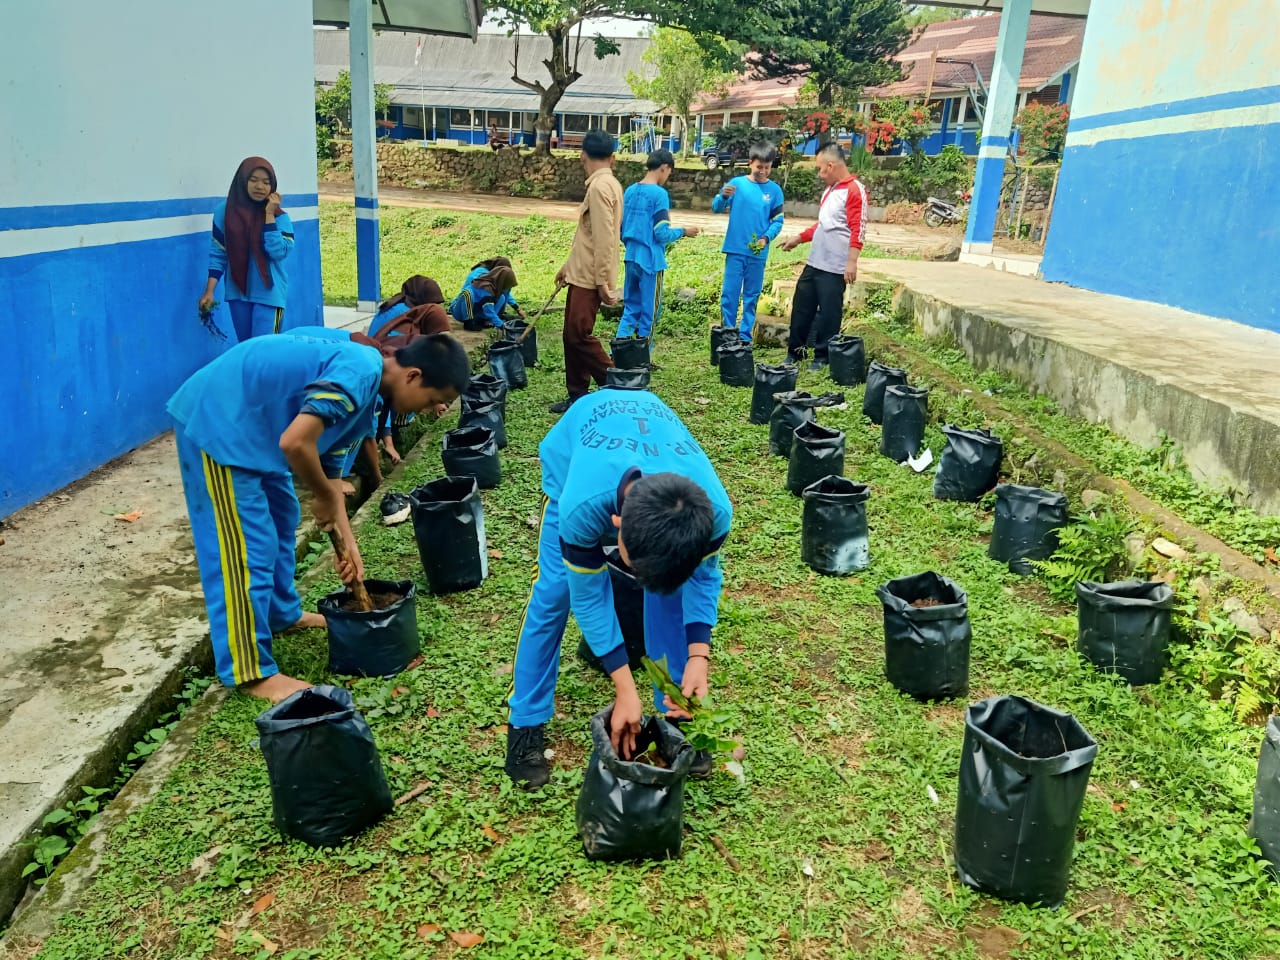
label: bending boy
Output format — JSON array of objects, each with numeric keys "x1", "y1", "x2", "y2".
[
  {"x1": 505, "y1": 389, "x2": 733, "y2": 789},
  {"x1": 711, "y1": 143, "x2": 785, "y2": 343},
  {"x1": 168, "y1": 331, "x2": 470, "y2": 702},
  {"x1": 617, "y1": 149, "x2": 700, "y2": 341}
]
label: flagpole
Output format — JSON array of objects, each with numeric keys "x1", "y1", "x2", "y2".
[{"x1": 415, "y1": 36, "x2": 427, "y2": 145}]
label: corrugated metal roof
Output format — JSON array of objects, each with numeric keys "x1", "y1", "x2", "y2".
[
  {"x1": 695, "y1": 13, "x2": 1083, "y2": 112},
  {"x1": 315, "y1": 29, "x2": 657, "y2": 114}
]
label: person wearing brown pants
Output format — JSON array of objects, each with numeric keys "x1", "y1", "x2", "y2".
[{"x1": 550, "y1": 129, "x2": 622, "y2": 415}]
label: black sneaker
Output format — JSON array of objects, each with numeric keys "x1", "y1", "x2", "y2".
[
  {"x1": 379, "y1": 492, "x2": 411, "y2": 526},
  {"x1": 688, "y1": 749, "x2": 713, "y2": 780},
  {"x1": 548, "y1": 397, "x2": 574, "y2": 415},
  {"x1": 786, "y1": 348, "x2": 806, "y2": 366},
  {"x1": 505, "y1": 724, "x2": 550, "y2": 789},
  {"x1": 808, "y1": 358, "x2": 828, "y2": 373}
]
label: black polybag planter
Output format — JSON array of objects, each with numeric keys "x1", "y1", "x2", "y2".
[
  {"x1": 750, "y1": 363, "x2": 799, "y2": 424},
  {"x1": 255, "y1": 685, "x2": 393, "y2": 847},
  {"x1": 611, "y1": 336, "x2": 650, "y2": 370},
  {"x1": 409, "y1": 477, "x2": 487, "y2": 594},
  {"x1": 954, "y1": 695, "x2": 1098, "y2": 907},
  {"x1": 709, "y1": 325, "x2": 738, "y2": 366},
  {"x1": 1074, "y1": 580, "x2": 1173, "y2": 685},
  {"x1": 576, "y1": 707, "x2": 693, "y2": 861},
  {"x1": 862, "y1": 361, "x2": 908, "y2": 424},
  {"x1": 718, "y1": 341, "x2": 755, "y2": 387},
  {"x1": 768, "y1": 391, "x2": 819, "y2": 457},
  {"x1": 459, "y1": 397, "x2": 507, "y2": 449},
  {"x1": 488, "y1": 340, "x2": 528, "y2": 390},
  {"x1": 934, "y1": 426, "x2": 1003, "y2": 502},
  {"x1": 880, "y1": 384, "x2": 929, "y2": 463},
  {"x1": 605, "y1": 367, "x2": 651, "y2": 390},
  {"x1": 577, "y1": 546, "x2": 647, "y2": 674},
  {"x1": 990, "y1": 484, "x2": 1069, "y2": 574},
  {"x1": 505, "y1": 321, "x2": 538, "y2": 368},
  {"x1": 801, "y1": 476, "x2": 870, "y2": 575},
  {"x1": 828, "y1": 335, "x2": 866, "y2": 386},
  {"x1": 1249, "y1": 718, "x2": 1280, "y2": 875},
  {"x1": 462, "y1": 373, "x2": 508, "y2": 417},
  {"x1": 442, "y1": 425, "x2": 501, "y2": 489},
  {"x1": 319, "y1": 579, "x2": 420, "y2": 677},
  {"x1": 877, "y1": 571, "x2": 970, "y2": 700},
  {"x1": 787, "y1": 422, "x2": 845, "y2": 495}
]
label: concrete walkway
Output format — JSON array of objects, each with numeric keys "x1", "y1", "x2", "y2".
[
  {"x1": 0, "y1": 308, "x2": 368, "y2": 923},
  {"x1": 859, "y1": 258, "x2": 1280, "y2": 515}
]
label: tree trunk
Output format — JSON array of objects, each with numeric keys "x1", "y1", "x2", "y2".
[
  {"x1": 529, "y1": 23, "x2": 581, "y2": 157},
  {"x1": 680, "y1": 113, "x2": 692, "y2": 157}
]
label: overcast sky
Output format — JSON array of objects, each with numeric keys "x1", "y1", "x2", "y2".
[{"x1": 479, "y1": 16, "x2": 650, "y2": 38}]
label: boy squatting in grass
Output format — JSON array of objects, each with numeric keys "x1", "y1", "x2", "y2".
[
  {"x1": 615, "y1": 149, "x2": 700, "y2": 342},
  {"x1": 505, "y1": 389, "x2": 733, "y2": 788},
  {"x1": 711, "y1": 143, "x2": 786, "y2": 343},
  {"x1": 167, "y1": 331, "x2": 471, "y2": 703}
]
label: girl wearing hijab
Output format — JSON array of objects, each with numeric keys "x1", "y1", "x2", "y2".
[
  {"x1": 199, "y1": 157, "x2": 293, "y2": 342},
  {"x1": 449, "y1": 265, "x2": 519, "y2": 331},
  {"x1": 464, "y1": 257, "x2": 526, "y2": 321},
  {"x1": 369, "y1": 275, "x2": 445, "y2": 338}
]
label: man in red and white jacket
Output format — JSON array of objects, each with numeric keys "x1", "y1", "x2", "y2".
[{"x1": 781, "y1": 144, "x2": 867, "y2": 372}]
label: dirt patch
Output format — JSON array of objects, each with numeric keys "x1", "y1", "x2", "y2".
[
  {"x1": 809, "y1": 648, "x2": 839, "y2": 678},
  {"x1": 910, "y1": 597, "x2": 944, "y2": 608},
  {"x1": 964, "y1": 923, "x2": 1024, "y2": 958},
  {"x1": 339, "y1": 590, "x2": 404, "y2": 612}
]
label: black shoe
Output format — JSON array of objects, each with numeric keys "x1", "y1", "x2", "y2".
[
  {"x1": 645, "y1": 361, "x2": 663, "y2": 372},
  {"x1": 548, "y1": 397, "x2": 574, "y2": 415},
  {"x1": 689, "y1": 749, "x2": 713, "y2": 780},
  {"x1": 505, "y1": 724, "x2": 550, "y2": 789},
  {"x1": 808, "y1": 358, "x2": 828, "y2": 373},
  {"x1": 379, "y1": 492, "x2": 411, "y2": 526},
  {"x1": 786, "y1": 348, "x2": 806, "y2": 366}
]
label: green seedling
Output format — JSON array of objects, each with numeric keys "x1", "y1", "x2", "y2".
[{"x1": 641, "y1": 655, "x2": 744, "y2": 783}]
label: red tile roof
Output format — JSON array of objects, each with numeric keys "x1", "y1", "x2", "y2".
[{"x1": 696, "y1": 13, "x2": 1083, "y2": 112}]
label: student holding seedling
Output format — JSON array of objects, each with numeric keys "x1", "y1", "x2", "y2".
[
  {"x1": 167, "y1": 331, "x2": 470, "y2": 703},
  {"x1": 505, "y1": 390, "x2": 733, "y2": 789},
  {"x1": 711, "y1": 143, "x2": 786, "y2": 343},
  {"x1": 198, "y1": 156, "x2": 294, "y2": 342},
  {"x1": 616, "y1": 149, "x2": 700, "y2": 342}
]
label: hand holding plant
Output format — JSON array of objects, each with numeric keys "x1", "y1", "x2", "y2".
[{"x1": 642, "y1": 655, "x2": 744, "y2": 782}]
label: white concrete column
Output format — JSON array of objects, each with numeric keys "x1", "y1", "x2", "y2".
[{"x1": 349, "y1": 0, "x2": 380, "y2": 310}]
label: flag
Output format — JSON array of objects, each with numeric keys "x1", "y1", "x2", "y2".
[{"x1": 414, "y1": 36, "x2": 422, "y2": 67}]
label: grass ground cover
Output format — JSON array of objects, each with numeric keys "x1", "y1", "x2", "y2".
[{"x1": 21, "y1": 276, "x2": 1280, "y2": 958}]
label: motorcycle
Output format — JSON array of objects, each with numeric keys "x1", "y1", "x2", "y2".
[{"x1": 924, "y1": 191, "x2": 970, "y2": 228}]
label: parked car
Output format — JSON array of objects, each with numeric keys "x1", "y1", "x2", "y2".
[{"x1": 701, "y1": 128, "x2": 790, "y2": 169}]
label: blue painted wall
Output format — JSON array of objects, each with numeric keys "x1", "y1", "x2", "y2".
[
  {"x1": 0, "y1": 0, "x2": 322, "y2": 517},
  {"x1": 1041, "y1": 0, "x2": 1279, "y2": 330}
]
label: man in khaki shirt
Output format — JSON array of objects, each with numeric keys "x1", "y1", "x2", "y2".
[{"x1": 550, "y1": 129, "x2": 622, "y2": 414}]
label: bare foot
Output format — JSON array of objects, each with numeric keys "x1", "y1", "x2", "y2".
[
  {"x1": 339, "y1": 479, "x2": 356, "y2": 496},
  {"x1": 241, "y1": 673, "x2": 312, "y2": 704},
  {"x1": 281, "y1": 611, "x2": 327, "y2": 632}
]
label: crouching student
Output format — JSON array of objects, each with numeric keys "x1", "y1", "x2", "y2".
[
  {"x1": 617, "y1": 149, "x2": 699, "y2": 342},
  {"x1": 466, "y1": 258, "x2": 526, "y2": 321},
  {"x1": 505, "y1": 388, "x2": 732, "y2": 789},
  {"x1": 711, "y1": 143, "x2": 785, "y2": 342},
  {"x1": 370, "y1": 275, "x2": 447, "y2": 338},
  {"x1": 167, "y1": 331, "x2": 470, "y2": 702},
  {"x1": 449, "y1": 264, "x2": 519, "y2": 331}
]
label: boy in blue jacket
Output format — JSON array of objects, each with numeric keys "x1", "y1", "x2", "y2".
[
  {"x1": 616, "y1": 150, "x2": 700, "y2": 341},
  {"x1": 168, "y1": 331, "x2": 470, "y2": 703},
  {"x1": 711, "y1": 144, "x2": 785, "y2": 342},
  {"x1": 505, "y1": 389, "x2": 732, "y2": 789}
]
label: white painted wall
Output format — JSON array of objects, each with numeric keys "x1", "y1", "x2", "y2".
[{"x1": 0, "y1": 0, "x2": 318, "y2": 212}]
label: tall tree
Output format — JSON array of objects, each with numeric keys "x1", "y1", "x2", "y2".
[
  {"x1": 315, "y1": 70, "x2": 392, "y2": 135},
  {"x1": 491, "y1": 1, "x2": 785, "y2": 155},
  {"x1": 626, "y1": 28, "x2": 733, "y2": 157},
  {"x1": 754, "y1": 0, "x2": 912, "y2": 116}
]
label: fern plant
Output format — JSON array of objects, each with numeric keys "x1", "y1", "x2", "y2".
[{"x1": 1035, "y1": 508, "x2": 1134, "y2": 602}]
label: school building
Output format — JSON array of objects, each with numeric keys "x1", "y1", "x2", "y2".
[
  {"x1": 314, "y1": 30, "x2": 668, "y2": 151},
  {"x1": 693, "y1": 13, "x2": 1083, "y2": 157},
  {"x1": 0, "y1": 0, "x2": 480, "y2": 519}
]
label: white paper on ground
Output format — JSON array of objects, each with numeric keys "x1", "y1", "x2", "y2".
[{"x1": 906, "y1": 448, "x2": 934, "y2": 473}]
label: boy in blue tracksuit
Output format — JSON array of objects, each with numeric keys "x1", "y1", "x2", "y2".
[
  {"x1": 167, "y1": 331, "x2": 470, "y2": 703},
  {"x1": 711, "y1": 144, "x2": 786, "y2": 342},
  {"x1": 505, "y1": 389, "x2": 732, "y2": 789},
  {"x1": 616, "y1": 150, "x2": 700, "y2": 341}
]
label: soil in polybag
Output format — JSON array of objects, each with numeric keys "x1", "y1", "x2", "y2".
[
  {"x1": 828, "y1": 334, "x2": 866, "y2": 386},
  {"x1": 801, "y1": 475, "x2": 870, "y2": 574},
  {"x1": 1075, "y1": 579, "x2": 1173, "y2": 685},
  {"x1": 877, "y1": 571, "x2": 970, "y2": 700},
  {"x1": 718, "y1": 341, "x2": 755, "y2": 387},
  {"x1": 409, "y1": 476, "x2": 488, "y2": 594},
  {"x1": 862, "y1": 361, "x2": 908, "y2": 424},
  {"x1": 989, "y1": 483, "x2": 1068, "y2": 574},
  {"x1": 933, "y1": 425, "x2": 1003, "y2": 502},
  {"x1": 787, "y1": 422, "x2": 846, "y2": 495},
  {"x1": 442, "y1": 425, "x2": 501, "y2": 489},
  {"x1": 459, "y1": 397, "x2": 507, "y2": 449},
  {"x1": 319, "y1": 578, "x2": 420, "y2": 677},
  {"x1": 488, "y1": 340, "x2": 528, "y2": 390},
  {"x1": 750, "y1": 363, "x2": 799, "y2": 424},
  {"x1": 880, "y1": 384, "x2": 929, "y2": 463}
]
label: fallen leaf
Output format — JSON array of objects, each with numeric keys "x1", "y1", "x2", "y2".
[
  {"x1": 449, "y1": 931, "x2": 485, "y2": 948},
  {"x1": 404, "y1": 655, "x2": 425, "y2": 671},
  {"x1": 480, "y1": 824, "x2": 500, "y2": 841},
  {"x1": 246, "y1": 931, "x2": 278, "y2": 954},
  {"x1": 427, "y1": 705, "x2": 441, "y2": 718},
  {"x1": 392, "y1": 685, "x2": 410, "y2": 698},
  {"x1": 1112, "y1": 802, "x2": 1127, "y2": 813},
  {"x1": 488, "y1": 548, "x2": 504, "y2": 559},
  {"x1": 113, "y1": 510, "x2": 144, "y2": 523},
  {"x1": 488, "y1": 612, "x2": 501, "y2": 625},
  {"x1": 250, "y1": 892, "x2": 276, "y2": 915},
  {"x1": 215, "y1": 926, "x2": 234, "y2": 943},
  {"x1": 693, "y1": 396, "x2": 712, "y2": 405},
  {"x1": 1265, "y1": 547, "x2": 1279, "y2": 566},
  {"x1": 417, "y1": 923, "x2": 441, "y2": 939},
  {"x1": 169, "y1": 795, "x2": 182, "y2": 803}
]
